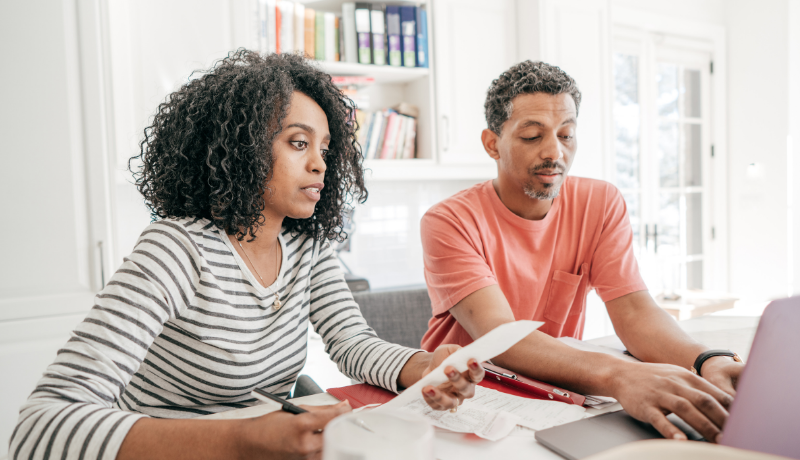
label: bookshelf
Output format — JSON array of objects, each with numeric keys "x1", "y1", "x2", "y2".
[{"x1": 237, "y1": 0, "x2": 497, "y2": 181}]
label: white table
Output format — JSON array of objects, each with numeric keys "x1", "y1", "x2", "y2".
[{"x1": 199, "y1": 316, "x2": 760, "y2": 459}]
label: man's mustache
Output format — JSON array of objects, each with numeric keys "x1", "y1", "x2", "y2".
[{"x1": 529, "y1": 161, "x2": 566, "y2": 174}]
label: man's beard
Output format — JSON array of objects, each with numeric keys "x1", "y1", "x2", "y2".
[
  {"x1": 523, "y1": 160, "x2": 566, "y2": 200},
  {"x1": 524, "y1": 182, "x2": 562, "y2": 200}
]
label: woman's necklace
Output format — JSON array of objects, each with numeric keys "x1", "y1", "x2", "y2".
[{"x1": 237, "y1": 238, "x2": 282, "y2": 311}]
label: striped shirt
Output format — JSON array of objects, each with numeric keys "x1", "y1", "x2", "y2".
[{"x1": 10, "y1": 217, "x2": 419, "y2": 460}]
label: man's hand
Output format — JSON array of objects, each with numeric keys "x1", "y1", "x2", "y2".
[
  {"x1": 611, "y1": 362, "x2": 733, "y2": 443},
  {"x1": 700, "y1": 356, "x2": 745, "y2": 396}
]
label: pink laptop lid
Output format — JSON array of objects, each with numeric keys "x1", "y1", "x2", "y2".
[{"x1": 721, "y1": 296, "x2": 800, "y2": 458}]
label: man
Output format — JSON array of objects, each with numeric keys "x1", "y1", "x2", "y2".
[{"x1": 420, "y1": 61, "x2": 743, "y2": 443}]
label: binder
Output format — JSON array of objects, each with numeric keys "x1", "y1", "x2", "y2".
[
  {"x1": 315, "y1": 10, "x2": 325, "y2": 60},
  {"x1": 399, "y1": 6, "x2": 416, "y2": 67},
  {"x1": 370, "y1": 4, "x2": 386, "y2": 65},
  {"x1": 293, "y1": 2, "x2": 305, "y2": 53},
  {"x1": 354, "y1": 3, "x2": 372, "y2": 64},
  {"x1": 334, "y1": 16, "x2": 340, "y2": 61},
  {"x1": 415, "y1": 7, "x2": 428, "y2": 68},
  {"x1": 304, "y1": 8, "x2": 315, "y2": 58},
  {"x1": 275, "y1": 1, "x2": 281, "y2": 52},
  {"x1": 278, "y1": 1, "x2": 294, "y2": 53},
  {"x1": 324, "y1": 12, "x2": 336, "y2": 61},
  {"x1": 341, "y1": 2, "x2": 358, "y2": 63},
  {"x1": 386, "y1": 6, "x2": 402, "y2": 67},
  {"x1": 482, "y1": 363, "x2": 586, "y2": 406}
]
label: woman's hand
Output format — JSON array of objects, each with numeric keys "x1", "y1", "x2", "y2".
[
  {"x1": 238, "y1": 400, "x2": 352, "y2": 460},
  {"x1": 420, "y1": 344, "x2": 485, "y2": 411}
]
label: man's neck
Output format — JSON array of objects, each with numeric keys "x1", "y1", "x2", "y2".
[{"x1": 491, "y1": 178, "x2": 554, "y2": 221}]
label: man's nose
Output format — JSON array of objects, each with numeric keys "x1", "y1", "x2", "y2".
[{"x1": 540, "y1": 133, "x2": 564, "y2": 162}]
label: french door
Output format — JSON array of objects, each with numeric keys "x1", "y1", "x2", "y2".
[{"x1": 613, "y1": 33, "x2": 714, "y2": 293}]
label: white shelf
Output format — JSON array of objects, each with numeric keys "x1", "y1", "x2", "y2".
[
  {"x1": 363, "y1": 159, "x2": 496, "y2": 181},
  {"x1": 314, "y1": 61, "x2": 429, "y2": 84}
]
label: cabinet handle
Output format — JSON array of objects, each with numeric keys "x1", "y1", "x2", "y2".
[{"x1": 441, "y1": 115, "x2": 449, "y2": 152}]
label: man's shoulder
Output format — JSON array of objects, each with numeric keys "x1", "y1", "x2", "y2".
[{"x1": 424, "y1": 180, "x2": 492, "y2": 222}]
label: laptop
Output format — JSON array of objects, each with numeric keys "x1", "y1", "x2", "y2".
[{"x1": 535, "y1": 296, "x2": 800, "y2": 459}]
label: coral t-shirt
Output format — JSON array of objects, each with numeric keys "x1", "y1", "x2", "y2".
[{"x1": 420, "y1": 177, "x2": 647, "y2": 351}]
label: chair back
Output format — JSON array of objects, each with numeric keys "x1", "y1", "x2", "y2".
[{"x1": 353, "y1": 286, "x2": 432, "y2": 349}]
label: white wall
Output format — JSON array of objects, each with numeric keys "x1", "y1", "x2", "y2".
[
  {"x1": 789, "y1": 0, "x2": 800, "y2": 296},
  {"x1": 611, "y1": 0, "x2": 726, "y2": 26},
  {"x1": 726, "y1": 0, "x2": 793, "y2": 301}
]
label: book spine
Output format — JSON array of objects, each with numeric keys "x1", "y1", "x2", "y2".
[
  {"x1": 304, "y1": 8, "x2": 315, "y2": 58},
  {"x1": 402, "y1": 117, "x2": 417, "y2": 159},
  {"x1": 278, "y1": 1, "x2": 294, "y2": 53},
  {"x1": 294, "y1": 2, "x2": 305, "y2": 53},
  {"x1": 341, "y1": 3, "x2": 358, "y2": 63},
  {"x1": 324, "y1": 13, "x2": 336, "y2": 61},
  {"x1": 379, "y1": 112, "x2": 399, "y2": 159},
  {"x1": 334, "y1": 16, "x2": 340, "y2": 61},
  {"x1": 370, "y1": 5, "x2": 386, "y2": 65},
  {"x1": 400, "y1": 6, "x2": 416, "y2": 68},
  {"x1": 274, "y1": 1, "x2": 281, "y2": 53},
  {"x1": 416, "y1": 8, "x2": 428, "y2": 68},
  {"x1": 367, "y1": 111, "x2": 385, "y2": 159},
  {"x1": 315, "y1": 11, "x2": 325, "y2": 60},
  {"x1": 386, "y1": 6, "x2": 401, "y2": 67},
  {"x1": 394, "y1": 115, "x2": 408, "y2": 159},
  {"x1": 355, "y1": 3, "x2": 372, "y2": 64}
]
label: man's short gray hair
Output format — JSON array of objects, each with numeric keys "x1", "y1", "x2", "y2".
[{"x1": 484, "y1": 60, "x2": 582, "y2": 135}]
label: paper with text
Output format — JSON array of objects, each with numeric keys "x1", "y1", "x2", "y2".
[
  {"x1": 396, "y1": 386, "x2": 586, "y2": 441},
  {"x1": 379, "y1": 321, "x2": 542, "y2": 411}
]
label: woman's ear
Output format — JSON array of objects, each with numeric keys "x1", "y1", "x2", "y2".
[{"x1": 481, "y1": 128, "x2": 501, "y2": 161}]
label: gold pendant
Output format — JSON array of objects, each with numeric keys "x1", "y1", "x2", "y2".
[{"x1": 272, "y1": 299, "x2": 282, "y2": 311}]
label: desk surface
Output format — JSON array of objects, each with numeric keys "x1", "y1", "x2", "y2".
[{"x1": 199, "y1": 316, "x2": 761, "y2": 460}]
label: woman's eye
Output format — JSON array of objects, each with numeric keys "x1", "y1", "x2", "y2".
[
  {"x1": 561, "y1": 135, "x2": 573, "y2": 140},
  {"x1": 290, "y1": 140, "x2": 308, "y2": 150},
  {"x1": 321, "y1": 149, "x2": 329, "y2": 157},
  {"x1": 522, "y1": 136, "x2": 540, "y2": 141}
]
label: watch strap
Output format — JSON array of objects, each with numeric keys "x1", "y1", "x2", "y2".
[{"x1": 691, "y1": 350, "x2": 743, "y2": 377}]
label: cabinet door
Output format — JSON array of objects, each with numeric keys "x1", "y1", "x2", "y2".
[{"x1": 432, "y1": 0, "x2": 517, "y2": 166}]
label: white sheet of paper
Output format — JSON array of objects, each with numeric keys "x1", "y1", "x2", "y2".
[
  {"x1": 392, "y1": 386, "x2": 586, "y2": 441},
  {"x1": 379, "y1": 320, "x2": 542, "y2": 411}
]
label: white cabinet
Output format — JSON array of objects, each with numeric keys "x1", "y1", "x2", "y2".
[{"x1": 432, "y1": 0, "x2": 518, "y2": 167}]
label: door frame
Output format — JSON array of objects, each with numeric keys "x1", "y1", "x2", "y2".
[{"x1": 611, "y1": 7, "x2": 728, "y2": 292}]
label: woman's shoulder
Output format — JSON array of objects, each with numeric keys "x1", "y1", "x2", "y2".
[{"x1": 134, "y1": 217, "x2": 227, "y2": 263}]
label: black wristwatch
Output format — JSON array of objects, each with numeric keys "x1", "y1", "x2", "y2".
[{"x1": 691, "y1": 350, "x2": 743, "y2": 377}]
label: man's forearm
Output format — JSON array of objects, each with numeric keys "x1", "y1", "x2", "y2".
[
  {"x1": 490, "y1": 331, "x2": 631, "y2": 396},
  {"x1": 607, "y1": 291, "x2": 708, "y2": 369}
]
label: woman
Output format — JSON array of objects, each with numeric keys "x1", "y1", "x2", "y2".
[{"x1": 10, "y1": 51, "x2": 483, "y2": 460}]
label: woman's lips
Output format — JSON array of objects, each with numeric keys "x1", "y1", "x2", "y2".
[{"x1": 301, "y1": 186, "x2": 321, "y2": 201}]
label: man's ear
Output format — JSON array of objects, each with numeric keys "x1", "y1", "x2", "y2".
[{"x1": 482, "y1": 128, "x2": 501, "y2": 160}]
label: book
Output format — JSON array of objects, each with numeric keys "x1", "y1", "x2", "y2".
[
  {"x1": 379, "y1": 112, "x2": 402, "y2": 159},
  {"x1": 278, "y1": 1, "x2": 294, "y2": 53},
  {"x1": 293, "y1": 2, "x2": 305, "y2": 53},
  {"x1": 334, "y1": 16, "x2": 340, "y2": 61},
  {"x1": 401, "y1": 116, "x2": 417, "y2": 159},
  {"x1": 324, "y1": 12, "x2": 336, "y2": 61},
  {"x1": 366, "y1": 111, "x2": 387, "y2": 159},
  {"x1": 400, "y1": 6, "x2": 416, "y2": 68},
  {"x1": 416, "y1": 7, "x2": 428, "y2": 68},
  {"x1": 304, "y1": 8, "x2": 315, "y2": 58},
  {"x1": 341, "y1": 3, "x2": 358, "y2": 63},
  {"x1": 370, "y1": 4, "x2": 386, "y2": 65},
  {"x1": 338, "y1": 16, "x2": 345, "y2": 61},
  {"x1": 386, "y1": 6, "x2": 402, "y2": 67},
  {"x1": 315, "y1": 10, "x2": 325, "y2": 60},
  {"x1": 275, "y1": 3, "x2": 281, "y2": 52},
  {"x1": 354, "y1": 3, "x2": 372, "y2": 64},
  {"x1": 395, "y1": 115, "x2": 408, "y2": 159}
]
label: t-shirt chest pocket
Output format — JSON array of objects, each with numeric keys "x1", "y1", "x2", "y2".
[{"x1": 543, "y1": 264, "x2": 588, "y2": 325}]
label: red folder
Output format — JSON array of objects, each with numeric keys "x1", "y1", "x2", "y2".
[{"x1": 326, "y1": 363, "x2": 585, "y2": 408}]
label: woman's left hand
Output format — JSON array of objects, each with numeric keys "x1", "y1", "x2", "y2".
[{"x1": 420, "y1": 344, "x2": 484, "y2": 411}]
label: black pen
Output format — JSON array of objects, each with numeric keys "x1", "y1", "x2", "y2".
[{"x1": 252, "y1": 387, "x2": 308, "y2": 414}]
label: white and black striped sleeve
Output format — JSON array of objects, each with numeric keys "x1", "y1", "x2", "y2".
[
  {"x1": 9, "y1": 222, "x2": 194, "y2": 460},
  {"x1": 308, "y1": 242, "x2": 420, "y2": 393}
]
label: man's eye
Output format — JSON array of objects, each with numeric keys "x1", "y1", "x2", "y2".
[{"x1": 291, "y1": 140, "x2": 308, "y2": 150}]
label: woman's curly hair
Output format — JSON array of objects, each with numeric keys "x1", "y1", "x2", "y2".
[
  {"x1": 131, "y1": 49, "x2": 366, "y2": 242},
  {"x1": 485, "y1": 60, "x2": 582, "y2": 135}
]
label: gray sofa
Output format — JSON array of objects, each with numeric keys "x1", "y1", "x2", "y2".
[{"x1": 352, "y1": 285, "x2": 433, "y2": 349}]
